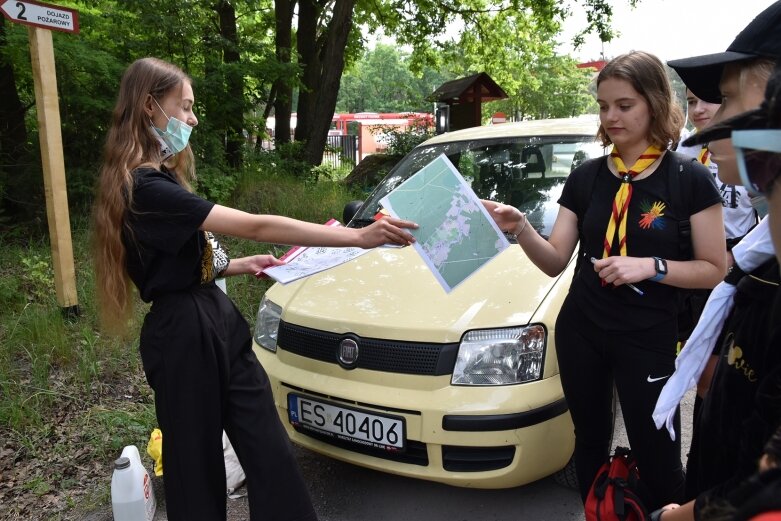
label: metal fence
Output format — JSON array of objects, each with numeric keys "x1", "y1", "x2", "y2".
[
  {"x1": 258, "y1": 134, "x2": 359, "y2": 169},
  {"x1": 322, "y1": 134, "x2": 358, "y2": 169}
]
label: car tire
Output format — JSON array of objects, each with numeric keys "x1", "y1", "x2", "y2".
[
  {"x1": 552, "y1": 456, "x2": 579, "y2": 489},
  {"x1": 552, "y1": 385, "x2": 618, "y2": 490}
]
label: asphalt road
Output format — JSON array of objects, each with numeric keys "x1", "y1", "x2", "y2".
[{"x1": 86, "y1": 389, "x2": 695, "y2": 521}]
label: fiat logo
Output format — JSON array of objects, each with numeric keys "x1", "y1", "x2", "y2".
[{"x1": 338, "y1": 338, "x2": 359, "y2": 369}]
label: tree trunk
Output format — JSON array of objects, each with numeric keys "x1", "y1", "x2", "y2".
[
  {"x1": 293, "y1": 0, "x2": 323, "y2": 142},
  {"x1": 273, "y1": 0, "x2": 295, "y2": 146},
  {"x1": 256, "y1": 83, "x2": 278, "y2": 151},
  {"x1": 0, "y1": 16, "x2": 29, "y2": 175},
  {"x1": 217, "y1": 0, "x2": 244, "y2": 168},
  {"x1": 302, "y1": 0, "x2": 356, "y2": 166}
]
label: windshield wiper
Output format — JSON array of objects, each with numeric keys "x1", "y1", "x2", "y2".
[{"x1": 349, "y1": 218, "x2": 375, "y2": 228}]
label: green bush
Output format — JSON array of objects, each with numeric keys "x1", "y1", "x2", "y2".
[
  {"x1": 196, "y1": 166, "x2": 238, "y2": 205},
  {"x1": 372, "y1": 120, "x2": 434, "y2": 158}
]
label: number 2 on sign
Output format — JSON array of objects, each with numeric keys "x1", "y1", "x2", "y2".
[{"x1": 15, "y1": 2, "x2": 27, "y2": 20}]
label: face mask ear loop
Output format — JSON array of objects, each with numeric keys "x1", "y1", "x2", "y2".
[{"x1": 151, "y1": 97, "x2": 171, "y2": 122}]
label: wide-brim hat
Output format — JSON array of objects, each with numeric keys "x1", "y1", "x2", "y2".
[
  {"x1": 683, "y1": 63, "x2": 781, "y2": 147},
  {"x1": 668, "y1": 0, "x2": 781, "y2": 104}
]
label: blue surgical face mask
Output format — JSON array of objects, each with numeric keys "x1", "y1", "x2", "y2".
[
  {"x1": 751, "y1": 195, "x2": 769, "y2": 218},
  {"x1": 151, "y1": 97, "x2": 192, "y2": 154}
]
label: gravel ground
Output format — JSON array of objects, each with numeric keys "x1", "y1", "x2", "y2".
[{"x1": 83, "y1": 389, "x2": 696, "y2": 521}]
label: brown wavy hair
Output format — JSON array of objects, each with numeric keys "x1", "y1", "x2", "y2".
[
  {"x1": 596, "y1": 51, "x2": 685, "y2": 149},
  {"x1": 92, "y1": 57, "x2": 195, "y2": 334}
]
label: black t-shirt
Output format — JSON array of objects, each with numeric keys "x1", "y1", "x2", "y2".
[
  {"x1": 692, "y1": 261, "x2": 781, "y2": 515},
  {"x1": 123, "y1": 167, "x2": 215, "y2": 302},
  {"x1": 558, "y1": 153, "x2": 721, "y2": 331}
]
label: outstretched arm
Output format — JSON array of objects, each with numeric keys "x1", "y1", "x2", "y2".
[
  {"x1": 201, "y1": 205, "x2": 418, "y2": 249},
  {"x1": 483, "y1": 200, "x2": 580, "y2": 277}
]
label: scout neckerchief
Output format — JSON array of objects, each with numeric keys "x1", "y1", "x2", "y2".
[
  {"x1": 602, "y1": 145, "x2": 663, "y2": 258},
  {"x1": 697, "y1": 145, "x2": 710, "y2": 166}
]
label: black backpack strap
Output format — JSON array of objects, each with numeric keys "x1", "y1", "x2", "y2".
[
  {"x1": 666, "y1": 152, "x2": 696, "y2": 260},
  {"x1": 573, "y1": 156, "x2": 606, "y2": 276},
  {"x1": 612, "y1": 479, "x2": 627, "y2": 518}
]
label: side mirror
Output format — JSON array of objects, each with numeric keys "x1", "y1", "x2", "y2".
[{"x1": 342, "y1": 200, "x2": 364, "y2": 225}]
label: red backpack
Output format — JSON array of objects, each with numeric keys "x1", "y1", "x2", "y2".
[{"x1": 585, "y1": 447, "x2": 650, "y2": 521}]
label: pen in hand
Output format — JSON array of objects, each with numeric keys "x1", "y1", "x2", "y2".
[{"x1": 589, "y1": 257, "x2": 645, "y2": 296}]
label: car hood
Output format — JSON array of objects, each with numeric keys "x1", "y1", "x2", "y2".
[{"x1": 265, "y1": 245, "x2": 569, "y2": 343}]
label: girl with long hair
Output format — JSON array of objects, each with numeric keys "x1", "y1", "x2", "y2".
[{"x1": 93, "y1": 57, "x2": 416, "y2": 521}]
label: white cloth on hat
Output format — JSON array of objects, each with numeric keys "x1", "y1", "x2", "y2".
[{"x1": 652, "y1": 217, "x2": 774, "y2": 440}]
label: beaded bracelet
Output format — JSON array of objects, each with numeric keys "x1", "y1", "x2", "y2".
[{"x1": 510, "y1": 214, "x2": 528, "y2": 241}]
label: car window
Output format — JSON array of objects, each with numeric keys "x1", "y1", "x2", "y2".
[{"x1": 353, "y1": 135, "x2": 604, "y2": 238}]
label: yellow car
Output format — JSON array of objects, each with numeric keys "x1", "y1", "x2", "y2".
[{"x1": 253, "y1": 115, "x2": 605, "y2": 488}]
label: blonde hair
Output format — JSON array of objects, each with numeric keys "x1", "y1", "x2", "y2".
[
  {"x1": 596, "y1": 51, "x2": 685, "y2": 149},
  {"x1": 738, "y1": 58, "x2": 776, "y2": 97},
  {"x1": 92, "y1": 57, "x2": 195, "y2": 334}
]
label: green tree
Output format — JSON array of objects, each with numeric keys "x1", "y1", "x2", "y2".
[
  {"x1": 0, "y1": 0, "x2": 281, "y2": 219},
  {"x1": 0, "y1": 15, "x2": 32, "y2": 218},
  {"x1": 336, "y1": 44, "x2": 452, "y2": 113},
  {"x1": 285, "y1": 0, "x2": 629, "y2": 165},
  {"x1": 0, "y1": 0, "x2": 631, "y2": 222},
  {"x1": 443, "y1": 7, "x2": 596, "y2": 120},
  {"x1": 293, "y1": 0, "x2": 357, "y2": 165}
]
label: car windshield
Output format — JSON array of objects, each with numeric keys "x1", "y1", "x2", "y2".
[{"x1": 352, "y1": 135, "x2": 605, "y2": 238}]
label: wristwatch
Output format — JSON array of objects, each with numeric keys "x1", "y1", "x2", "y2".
[
  {"x1": 649, "y1": 257, "x2": 668, "y2": 282},
  {"x1": 649, "y1": 507, "x2": 668, "y2": 521}
]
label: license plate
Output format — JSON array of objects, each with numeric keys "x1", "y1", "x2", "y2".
[{"x1": 287, "y1": 393, "x2": 406, "y2": 451}]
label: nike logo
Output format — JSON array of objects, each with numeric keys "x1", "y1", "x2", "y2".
[{"x1": 647, "y1": 374, "x2": 671, "y2": 383}]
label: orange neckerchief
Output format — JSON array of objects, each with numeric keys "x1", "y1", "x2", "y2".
[
  {"x1": 602, "y1": 145, "x2": 663, "y2": 258},
  {"x1": 697, "y1": 145, "x2": 710, "y2": 166}
]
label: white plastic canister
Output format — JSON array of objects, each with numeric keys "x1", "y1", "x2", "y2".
[{"x1": 111, "y1": 445, "x2": 156, "y2": 521}]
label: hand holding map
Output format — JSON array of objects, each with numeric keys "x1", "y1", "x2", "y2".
[{"x1": 259, "y1": 219, "x2": 373, "y2": 284}]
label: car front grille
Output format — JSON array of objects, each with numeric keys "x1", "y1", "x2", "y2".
[{"x1": 277, "y1": 321, "x2": 459, "y2": 376}]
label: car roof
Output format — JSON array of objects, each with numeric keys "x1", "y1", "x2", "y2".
[{"x1": 421, "y1": 114, "x2": 600, "y2": 146}]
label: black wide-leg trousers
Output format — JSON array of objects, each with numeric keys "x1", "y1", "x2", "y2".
[{"x1": 140, "y1": 284, "x2": 317, "y2": 521}]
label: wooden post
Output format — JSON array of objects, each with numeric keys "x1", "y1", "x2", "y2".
[
  {"x1": 474, "y1": 85, "x2": 482, "y2": 127},
  {"x1": 28, "y1": 26, "x2": 79, "y2": 315}
]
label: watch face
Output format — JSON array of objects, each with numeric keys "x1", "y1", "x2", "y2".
[{"x1": 655, "y1": 257, "x2": 667, "y2": 274}]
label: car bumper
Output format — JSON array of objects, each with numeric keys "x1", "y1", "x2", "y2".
[{"x1": 254, "y1": 344, "x2": 574, "y2": 489}]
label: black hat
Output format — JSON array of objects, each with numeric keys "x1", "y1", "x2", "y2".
[
  {"x1": 668, "y1": 0, "x2": 781, "y2": 104},
  {"x1": 683, "y1": 63, "x2": 781, "y2": 147}
]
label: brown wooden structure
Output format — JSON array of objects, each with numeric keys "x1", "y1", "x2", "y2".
[{"x1": 428, "y1": 73, "x2": 508, "y2": 132}]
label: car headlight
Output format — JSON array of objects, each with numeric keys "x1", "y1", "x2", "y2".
[
  {"x1": 254, "y1": 296, "x2": 282, "y2": 352},
  {"x1": 451, "y1": 325, "x2": 546, "y2": 385}
]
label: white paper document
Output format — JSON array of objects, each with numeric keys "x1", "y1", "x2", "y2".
[{"x1": 260, "y1": 220, "x2": 372, "y2": 284}]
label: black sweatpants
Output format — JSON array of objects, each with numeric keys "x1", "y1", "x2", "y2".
[
  {"x1": 555, "y1": 297, "x2": 685, "y2": 510},
  {"x1": 140, "y1": 284, "x2": 318, "y2": 521}
]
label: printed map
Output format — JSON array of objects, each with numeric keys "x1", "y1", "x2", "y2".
[
  {"x1": 261, "y1": 220, "x2": 372, "y2": 284},
  {"x1": 381, "y1": 154, "x2": 509, "y2": 292},
  {"x1": 262, "y1": 246, "x2": 372, "y2": 284}
]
